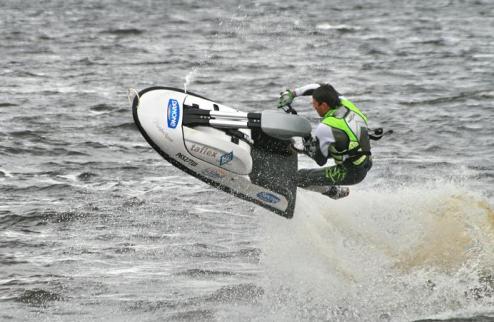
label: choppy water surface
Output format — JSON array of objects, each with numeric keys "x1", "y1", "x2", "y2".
[{"x1": 1, "y1": 0, "x2": 494, "y2": 321}]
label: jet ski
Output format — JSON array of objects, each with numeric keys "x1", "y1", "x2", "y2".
[{"x1": 131, "y1": 86, "x2": 312, "y2": 219}]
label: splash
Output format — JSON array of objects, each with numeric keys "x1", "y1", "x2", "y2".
[
  {"x1": 184, "y1": 68, "x2": 198, "y2": 94},
  {"x1": 395, "y1": 194, "x2": 494, "y2": 272},
  {"x1": 257, "y1": 183, "x2": 494, "y2": 320}
]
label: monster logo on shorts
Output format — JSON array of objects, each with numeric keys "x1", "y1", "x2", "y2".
[
  {"x1": 167, "y1": 99, "x2": 180, "y2": 129},
  {"x1": 256, "y1": 192, "x2": 280, "y2": 204}
]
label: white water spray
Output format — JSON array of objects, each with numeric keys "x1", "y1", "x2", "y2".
[
  {"x1": 184, "y1": 68, "x2": 198, "y2": 94},
  {"x1": 258, "y1": 184, "x2": 494, "y2": 321}
]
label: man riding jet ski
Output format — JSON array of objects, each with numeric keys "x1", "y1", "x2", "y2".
[
  {"x1": 278, "y1": 83, "x2": 373, "y2": 200},
  {"x1": 132, "y1": 84, "x2": 386, "y2": 218}
]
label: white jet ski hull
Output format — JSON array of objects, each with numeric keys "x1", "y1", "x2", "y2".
[{"x1": 132, "y1": 87, "x2": 302, "y2": 218}]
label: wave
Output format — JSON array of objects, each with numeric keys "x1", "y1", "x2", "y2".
[
  {"x1": 75, "y1": 57, "x2": 109, "y2": 66},
  {"x1": 0, "y1": 102, "x2": 18, "y2": 107},
  {"x1": 0, "y1": 211, "x2": 44, "y2": 228},
  {"x1": 0, "y1": 208, "x2": 86, "y2": 229},
  {"x1": 399, "y1": 89, "x2": 494, "y2": 106},
  {"x1": 316, "y1": 23, "x2": 363, "y2": 33},
  {"x1": 104, "y1": 122, "x2": 138, "y2": 131},
  {"x1": 175, "y1": 268, "x2": 237, "y2": 278},
  {"x1": 0, "y1": 169, "x2": 11, "y2": 177},
  {"x1": 125, "y1": 299, "x2": 178, "y2": 312},
  {"x1": 2, "y1": 183, "x2": 76, "y2": 195},
  {"x1": 184, "y1": 244, "x2": 261, "y2": 263},
  {"x1": 89, "y1": 103, "x2": 117, "y2": 112},
  {"x1": 6, "y1": 130, "x2": 48, "y2": 143},
  {"x1": 15, "y1": 288, "x2": 63, "y2": 306},
  {"x1": 100, "y1": 28, "x2": 144, "y2": 36},
  {"x1": 0, "y1": 146, "x2": 88, "y2": 157},
  {"x1": 77, "y1": 172, "x2": 99, "y2": 181},
  {"x1": 0, "y1": 253, "x2": 29, "y2": 266},
  {"x1": 168, "y1": 309, "x2": 215, "y2": 321},
  {"x1": 203, "y1": 283, "x2": 264, "y2": 304}
]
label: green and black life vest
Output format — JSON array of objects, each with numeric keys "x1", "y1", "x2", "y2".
[{"x1": 321, "y1": 98, "x2": 371, "y2": 166}]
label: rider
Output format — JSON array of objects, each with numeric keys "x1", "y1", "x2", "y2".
[{"x1": 278, "y1": 83, "x2": 372, "y2": 199}]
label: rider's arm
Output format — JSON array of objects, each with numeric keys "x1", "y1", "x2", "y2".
[
  {"x1": 310, "y1": 137, "x2": 328, "y2": 166},
  {"x1": 278, "y1": 83, "x2": 327, "y2": 109},
  {"x1": 312, "y1": 123, "x2": 336, "y2": 165},
  {"x1": 304, "y1": 123, "x2": 334, "y2": 166}
]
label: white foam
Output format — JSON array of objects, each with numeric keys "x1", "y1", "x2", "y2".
[{"x1": 258, "y1": 182, "x2": 494, "y2": 320}]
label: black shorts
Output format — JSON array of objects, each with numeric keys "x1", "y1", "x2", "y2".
[{"x1": 296, "y1": 157, "x2": 372, "y2": 187}]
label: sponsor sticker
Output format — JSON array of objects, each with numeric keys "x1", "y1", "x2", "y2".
[
  {"x1": 167, "y1": 99, "x2": 180, "y2": 129},
  {"x1": 176, "y1": 152, "x2": 197, "y2": 167},
  {"x1": 190, "y1": 144, "x2": 219, "y2": 159},
  {"x1": 201, "y1": 168, "x2": 227, "y2": 179},
  {"x1": 256, "y1": 192, "x2": 280, "y2": 204},
  {"x1": 219, "y1": 151, "x2": 234, "y2": 166}
]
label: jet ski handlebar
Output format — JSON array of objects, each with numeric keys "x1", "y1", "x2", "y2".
[
  {"x1": 183, "y1": 104, "x2": 312, "y2": 140},
  {"x1": 280, "y1": 103, "x2": 298, "y2": 115}
]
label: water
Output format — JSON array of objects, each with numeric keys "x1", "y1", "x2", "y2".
[{"x1": 1, "y1": 0, "x2": 494, "y2": 321}]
